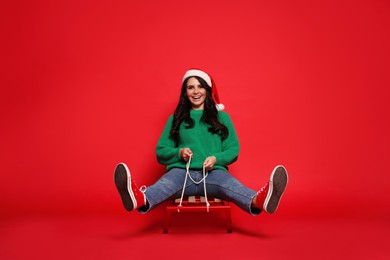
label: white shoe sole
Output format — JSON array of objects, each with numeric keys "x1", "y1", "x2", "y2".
[
  {"x1": 114, "y1": 163, "x2": 137, "y2": 211},
  {"x1": 263, "y1": 165, "x2": 288, "y2": 214}
]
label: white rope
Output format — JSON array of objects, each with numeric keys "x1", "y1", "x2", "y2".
[{"x1": 177, "y1": 154, "x2": 210, "y2": 212}]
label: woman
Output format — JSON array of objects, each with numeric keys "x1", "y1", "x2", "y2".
[{"x1": 114, "y1": 69, "x2": 288, "y2": 215}]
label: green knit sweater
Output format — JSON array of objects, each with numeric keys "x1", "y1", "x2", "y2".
[{"x1": 156, "y1": 110, "x2": 240, "y2": 171}]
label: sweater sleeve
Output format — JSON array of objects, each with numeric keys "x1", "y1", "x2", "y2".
[
  {"x1": 213, "y1": 112, "x2": 240, "y2": 167},
  {"x1": 155, "y1": 115, "x2": 181, "y2": 165}
]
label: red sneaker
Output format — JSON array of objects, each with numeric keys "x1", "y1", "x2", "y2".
[
  {"x1": 256, "y1": 165, "x2": 288, "y2": 214},
  {"x1": 114, "y1": 163, "x2": 146, "y2": 211}
]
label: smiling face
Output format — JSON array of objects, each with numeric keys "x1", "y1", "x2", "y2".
[{"x1": 186, "y1": 77, "x2": 207, "y2": 110}]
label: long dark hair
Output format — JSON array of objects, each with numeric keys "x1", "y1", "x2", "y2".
[{"x1": 170, "y1": 76, "x2": 228, "y2": 144}]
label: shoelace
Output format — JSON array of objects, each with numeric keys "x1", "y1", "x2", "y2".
[
  {"x1": 255, "y1": 182, "x2": 270, "y2": 209},
  {"x1": 258, "y1": 182, "x2": 268, "y2": 195},
  {"x1": 178, "y1": 154, "x2": 210, "y2": 212},
  {"x1": 139, "y1": 185, "x2": 147, "y2": 206}
]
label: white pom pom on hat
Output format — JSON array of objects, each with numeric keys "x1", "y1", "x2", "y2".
[{"x1": 182, "y1": 69, "x2": 225, "y2": 111}]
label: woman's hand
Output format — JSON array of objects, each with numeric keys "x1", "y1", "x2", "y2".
[
  {"x1": 203, "y1": 156, "x2": 216, "y2": 171},
  {"x1": 179, "y1": 148, "x2": 193, "y2": 161}
]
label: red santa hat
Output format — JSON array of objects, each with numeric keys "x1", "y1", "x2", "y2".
[{"x1": 182, "y1": 69, "x2": 225, "y2": 111}]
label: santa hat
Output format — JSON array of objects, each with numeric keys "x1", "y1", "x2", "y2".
[{"x1": 182, "y1": 69, "x2": 225, "y2": 111}]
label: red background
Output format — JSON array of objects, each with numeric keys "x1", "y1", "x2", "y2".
[{"x1": 1, "y1": 0, "x2": 390, "y2": 259}]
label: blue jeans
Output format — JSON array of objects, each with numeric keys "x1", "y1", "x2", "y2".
[{"x1": 138, "y1": 168, "x2": 261, "y2": 215}]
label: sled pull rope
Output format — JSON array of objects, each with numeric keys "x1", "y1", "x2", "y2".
[{"x1": 177, "y1": 155, "x2": 210, "y2": 212}]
